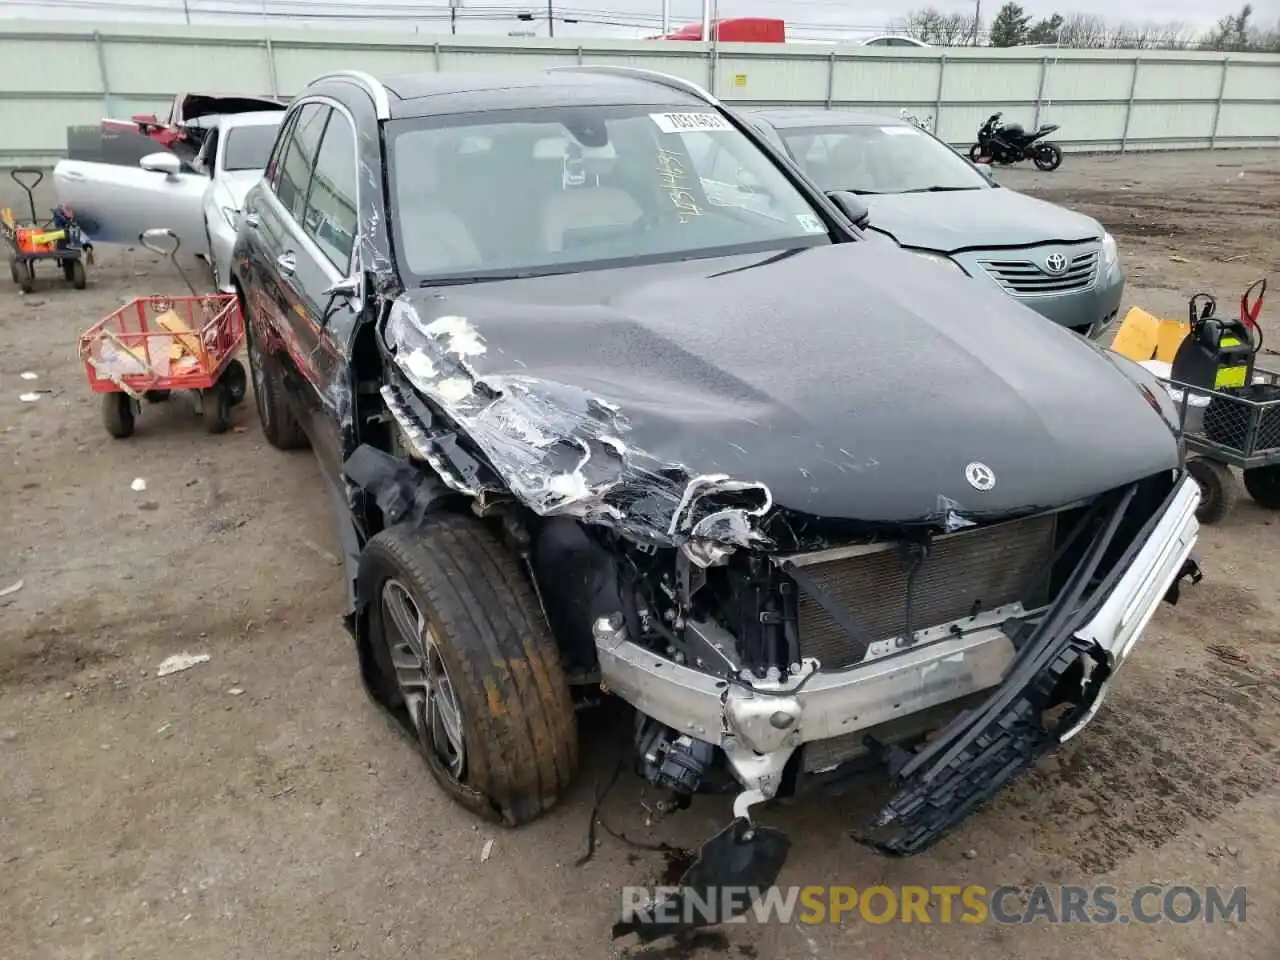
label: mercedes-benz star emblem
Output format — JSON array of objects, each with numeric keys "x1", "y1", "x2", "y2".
[
  {"x1": 965, "y1": 462, "x2": 997, "y2": 491},
  {"x1": 1043, "y1": 252, "x2": 1068, "y2": 274}
]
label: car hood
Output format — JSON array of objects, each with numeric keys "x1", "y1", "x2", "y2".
[
  {"x1": 387, "y1": 242, "x2": 1177, "y2": 528},
  {"x1": 864, "y1": 187, "x2": 1102, "y2": 252}
]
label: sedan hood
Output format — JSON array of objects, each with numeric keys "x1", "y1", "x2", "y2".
[
  {"x1": 387, "y1": 242, "x2": 1177, "y2": 528},
  {"x1": 865, "y1": 187, "x2": 1102, "y2": 252}
]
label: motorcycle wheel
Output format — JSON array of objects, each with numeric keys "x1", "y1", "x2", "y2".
[
  {"x1": 968, "y1": 143, "x2": 985, "y2": 163},
  {"x1": 1033, "y1": 142, "x2": 1063, "y2": 172}
]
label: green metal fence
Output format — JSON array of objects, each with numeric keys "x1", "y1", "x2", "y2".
[{"x1": 1, "y1": 20, "x2": 1277, "y2": 166}]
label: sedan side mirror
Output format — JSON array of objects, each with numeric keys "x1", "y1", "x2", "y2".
[
  {"x1": 140, "y1": 152, "x2": 182, "y2": 178},
  {"x1": 825, "y1": 190, "x2": 870, "y2": 229},
  {"x1": 974, "y1": 162, "x2": 996, "y2": 183}
]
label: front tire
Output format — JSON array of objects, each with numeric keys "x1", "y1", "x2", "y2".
[
  {"x1": 221, "y1": 357, "x2": 248, "y2": 406},
  {"x1": 102, "y1": 393, "x2": 136, "y2": 439},
  {"x1": 202, "y1": 382, "x2": 231, "y2": 434},
  {"x1": 1188, "y1": 457, "x2": 1239, "y2": 523},
  {"x1": 1033, "y1": 142, "x2": 1063, "y2": 172},
  {"x1": 968, "y1": 143, "x2": 985, "y2": 163},
  {"x1": 361, "y1": 516, "x2": 579, "y2": 826},
  {"x1": 68, "y1": 258, "x2": 87, "y2": 289}
]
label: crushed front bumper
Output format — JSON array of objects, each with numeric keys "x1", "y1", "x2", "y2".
[{"x1": 595, "y1": 474, "x2": 1201, "y2": 847}]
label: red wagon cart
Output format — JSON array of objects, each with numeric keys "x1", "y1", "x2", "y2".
[{"x1": 78, "y1": 229, "x2": 247, "y2": 438}]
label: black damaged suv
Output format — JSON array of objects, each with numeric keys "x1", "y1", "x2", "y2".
[{"x1": 231, "y1": 67, "x2": 1200, "y2": 939}]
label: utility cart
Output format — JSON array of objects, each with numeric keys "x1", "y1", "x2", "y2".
[
  {"x1": 78, "y1": 229, "x2": 246, "y2": 438},
  {"x1": 1170, "y1": 369, "x2": 1280, "y2": 523},
  {"x1": 2, "y1": 169, "x2": 91, "y2": 293},
  {"x1": 1156, "y1": 280, "x2": 1279, "y2": 523}
]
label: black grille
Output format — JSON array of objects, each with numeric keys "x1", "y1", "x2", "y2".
[
  {"x1": 790, "y1": 514, "x2": 1058, "y2": 670},
  {"x1": 978, "y1": 249, "x2": 1099, "y2": 296}
]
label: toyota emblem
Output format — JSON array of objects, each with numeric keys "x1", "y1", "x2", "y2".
[
  {"x1": 965, "y1": 462, "x2": 997, "y2": 491},
  {"x1": 1043, "y1": 253, "x2": 1068, "y2": 274}
]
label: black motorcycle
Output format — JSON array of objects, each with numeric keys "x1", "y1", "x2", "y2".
[{"x1": 968, "y1": 112, "x2": 1063, "y2": 172}]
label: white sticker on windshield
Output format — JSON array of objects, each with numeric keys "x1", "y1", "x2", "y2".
[
  {"x1": 797, "y1": 213, "x2": 825, "y2": 234},
  {"x1": 881, "y1": 126, "x2": 918, "y2": 136},
  {"x1": 650, "y1": 112, "x2": 733, "y2": 134}
]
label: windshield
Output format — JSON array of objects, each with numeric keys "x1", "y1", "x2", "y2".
[
  {"x1": 778, "y1": 123, "x2": 988, "y2": 195},
  {"x1": 386, "y1": 104, "x2": 832, "y2": 282},
  {"x1": 221, "y1": 123, "x2": 281, "y2": 172}
]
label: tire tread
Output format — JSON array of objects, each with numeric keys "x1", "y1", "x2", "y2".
[{"x1": 364, "y1": 515, "x2": 578, "y2": 825}]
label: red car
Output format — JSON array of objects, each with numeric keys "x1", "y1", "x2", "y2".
[{"x1": 102, "y1": 92, "x2": 286, "y2": 160}]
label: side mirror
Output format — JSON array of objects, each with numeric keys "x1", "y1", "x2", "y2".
[
  {"x1": 140, "y1": 152, "x2": 181, "y2": 178},
  {"x1": 319, "y1": 271, "x2": 364, "y2": 328},
  {"x1": 323, "y1": 273, "x2": 362, "y2": 301},
  {"x1": 826, "y1": 190, "x2": 870, "y2": 229},
  {"x1": 974, "y1": 162, "x2": 996, "y2": 183}
]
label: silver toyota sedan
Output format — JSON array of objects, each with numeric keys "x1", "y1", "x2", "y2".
[{"x1": 748, "y1": 109, "x2": 1124, "y2": 341}]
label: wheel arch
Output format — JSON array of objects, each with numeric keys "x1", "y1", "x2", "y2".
[{"x1": 341, "y1": 443, "x2": 475, "y2": 711}]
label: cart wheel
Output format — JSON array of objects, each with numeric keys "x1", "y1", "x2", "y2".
[
  {"x1": 1243, "y1": 465, "x2": 1280, "y2": 510},
  {"x1": 221, "y1": 357, "x2": 248, "y2": 406},
  {"x1": 18, "y1": 261, "x2": 34, "y2": 294},
  {"x1": 202, "y1": 383, "x2": 232, "y2": 434},
  {"x1": 68, "y1": 258, "x2": 87, "y2": 290},
  {"x1": 8, "y1": 257, "x2": 18, "y2": 285},
  {"x1": 102, "y1": 393, "x2": 136, "y2": 439},
  {"x1": 1188, "y1": 457, "x2": 1239, "y2": 524}
]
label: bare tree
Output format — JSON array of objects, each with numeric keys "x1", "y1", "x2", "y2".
[
  {"x1": 894, "y1": 7, "x2": 981, "y2": 46},
  {"x1": 1056, "y1": 13, "x2": 1109, "y2": 48},
  {"x1": 1108, "y1": 20, "x2": 1196, "y2": 49}
]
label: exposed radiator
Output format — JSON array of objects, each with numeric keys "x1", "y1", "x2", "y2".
[{"x1": 788, "y1": 513, "x2": 1058, "y2": 671}]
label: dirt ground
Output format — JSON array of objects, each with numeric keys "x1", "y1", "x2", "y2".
[{"x1": 1, "y1": 149, "x2": 1278, "y2": 960}]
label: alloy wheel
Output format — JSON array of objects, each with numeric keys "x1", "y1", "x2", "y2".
[{"x1": 381, "y1": 579, "x2": 466, "y2": 778}]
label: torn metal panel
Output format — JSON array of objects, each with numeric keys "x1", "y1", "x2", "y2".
[{"x1": 382, "y1": 300, "x2": 778, "y2": 560}]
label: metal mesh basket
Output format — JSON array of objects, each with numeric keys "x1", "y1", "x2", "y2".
[{"x1": 1172, "y1": 368, "x2": 1280, "y2": 464}]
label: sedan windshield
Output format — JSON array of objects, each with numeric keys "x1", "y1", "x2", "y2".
[
  {"x1": 386, "y1": 104, "x2": 832, "y2": 282},
  {"x1": 222, "y1": 124, "x2": 281, "y2": 172},
  {"x1": 778, "y1": 123, "x2": 989, "y2": 195}
]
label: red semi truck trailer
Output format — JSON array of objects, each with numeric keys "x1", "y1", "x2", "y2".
[{"x1": 654, "y1": 18, "x2": 786, "y2": 42}]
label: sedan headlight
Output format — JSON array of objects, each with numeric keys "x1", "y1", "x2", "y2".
[
  {"x1": 909, "y1": 249, "x2": 967, "y2": 275},
  {"x1": 1101, "y1": 231, "x2": 1118, "y2": 268},
  {"x1": 221, "y1": 206, "x2": 240, "y2": 229}
]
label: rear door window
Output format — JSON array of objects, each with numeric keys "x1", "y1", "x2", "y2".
[
  {"x1": 302, "y1": 112, "x2": 359, "y2": 270},
  {"x1": 264, "y1": 110, "x2": 298, "y2": 188},
  {"x1": 274, "y1": 103, "x2": 329, "y2": 221}
]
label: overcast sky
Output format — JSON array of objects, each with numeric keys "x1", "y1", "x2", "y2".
[{"x1": 5, "y1": 0, "x2": 1277, "y2": 40}]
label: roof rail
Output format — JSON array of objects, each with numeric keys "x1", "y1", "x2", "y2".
[
  {"x1": 306, "y1": 70, "x2": 391, "y2": 120},
  {"x1": 547, "y1": 65, "x2": 720, "y2": 107}
]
